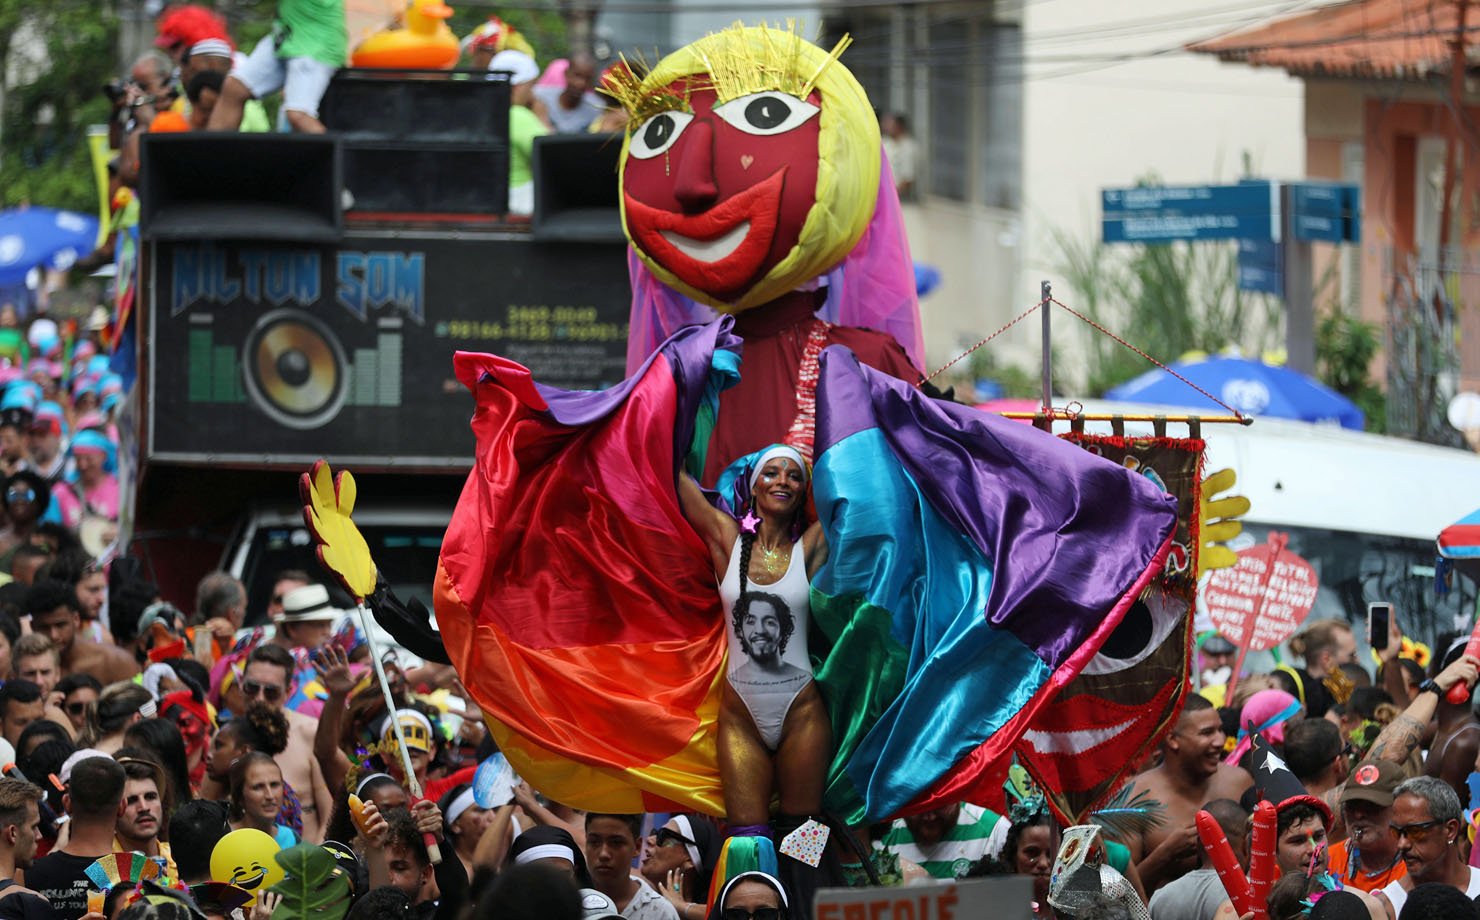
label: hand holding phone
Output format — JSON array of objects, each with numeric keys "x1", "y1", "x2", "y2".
[{"x1": 1368, "y1": 602, "x2": 1392, "y2": 651}]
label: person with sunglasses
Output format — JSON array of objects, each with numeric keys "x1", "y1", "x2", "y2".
[
  {"x1": 644, "y1": 816, "x2": 720, "y2": 920},
  {"x1": 1373, "y1": 776, "x2": 1480, "y2": 919},
  {"x1": 584, "y1": 813, "x2": 677, "y2": 920},
  {"x1": 0, "y1": 471, "x2": 49, "y2": 574},
  {"x1": 707, "y1": 871, "x2": 788, "y2": 920},
  {"x1": 55, "y1": 673, "x2": 100, "y2": 737},
  {"x1": 242, "y1": 643, "x2": 333, "y2": 843}
]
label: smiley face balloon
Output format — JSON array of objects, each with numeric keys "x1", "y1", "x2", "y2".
[{"x1": 210, "y1": 828, "x2": 285, "y2": 905}]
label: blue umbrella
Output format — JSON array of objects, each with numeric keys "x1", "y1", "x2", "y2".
[
  {"x1": 0, "y1": 207, "x2": 100, "y2": 287},
  {"x1": 1105, "y1": 354, "x2": 1364, "y2": 429}
]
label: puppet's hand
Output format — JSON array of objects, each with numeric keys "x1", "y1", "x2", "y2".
[
  {"x1": 300, "y1": 460, "x2": 377, "y2": 601},
  {"x1": 1199, "y1": 468, "x2": 1251, "y2": 579}
]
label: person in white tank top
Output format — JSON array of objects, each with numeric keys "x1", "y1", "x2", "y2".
[
  {"x1": 678, "y1": 444, "x2": 831, "y2": 833},
  {"x1": 1375, "y1": 776, "x2": 1480, "y2": 920}
]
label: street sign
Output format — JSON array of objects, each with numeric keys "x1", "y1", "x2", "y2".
[
  {"x1": 1101, "y1": 181, "x2": 1279, "y2": 244},
  {"x1": 1288, "y1": 182, "x2": 1360, "y2": 243},
  {"x1": 1237, "y1": 238, "x2": 1283, "y2": 294}
]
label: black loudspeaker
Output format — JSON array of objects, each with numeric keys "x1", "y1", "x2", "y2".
[
  {"x1": 341, "y1": 144, "x2": 508, "y2": 216},
  {"x1": 320, "y1": 69, "x2": 511, "y2": 145},
  {"x1": 532, "y1": 133, "x2": 624, "y2": 242},
  {"x1": 321, "y1": 70, "x2": 510, "y2": 217},
  {"x1": 140, "y1": 133, "x2": 342, "y2": 243}
]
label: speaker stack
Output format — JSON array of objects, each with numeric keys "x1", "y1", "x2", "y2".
[
  {"x1": 532, "y1": 133, "x2": 625, "y2": 243},
  {"x1": 140, "y1": 133, "x2": 343, "y2": 243},
  {"x1": 319, "y1": 69, "x2": 512, "y2": 218}
]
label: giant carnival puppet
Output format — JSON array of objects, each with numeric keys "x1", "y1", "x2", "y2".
[{"x1": 340, "y1": 22, "x2": 1197, "y2": 907}]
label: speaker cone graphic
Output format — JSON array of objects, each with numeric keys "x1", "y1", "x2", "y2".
[{"x1": 243, "y1": 310, "x2": 348, "y2": 430}]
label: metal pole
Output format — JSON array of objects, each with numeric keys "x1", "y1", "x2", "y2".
[
  {"x1": 1040, "y1": 280, "x2": 1053, "y2": 409},
  {"x1": 356, "y1": 603, "x2": 442, "y2": 865},
  {"x1": 1281, "y1": 185, "x2": 1316, "y2": 374}
]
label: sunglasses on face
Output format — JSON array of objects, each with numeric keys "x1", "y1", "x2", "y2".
[
  {"x1": 652, "y1": 827, "x2": 697, "y2": 849},
  {"x1": 1389, "y1": 819, "x2": 1443, "y2": 842},
  {"x1": 5, "y1": 487, "x2": 33, "y2": 502},
  {"x1": 723, "y1": 910, "x2": 782, "y2": 920},
  {"x1": 242, "y1": 680, "x2": 284, "y2": 702},
  {"x1": 64, "y1": 700, "x2": 91, "y2": 716}
]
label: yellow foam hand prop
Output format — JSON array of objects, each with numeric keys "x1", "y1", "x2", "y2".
[
  {"x1": 1198, "y1": 467, "x2": 1251, "y2": 579},
  {"x1": 300, "y1": 460, "x2": 378, "y2": 602}
]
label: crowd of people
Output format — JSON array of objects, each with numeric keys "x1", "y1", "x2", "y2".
[
  {"x1": 0, "y1": 339, "x2": 1472, "y2": 920},
  {"x1": 34, "y1": 4, "x2": 1480, "y2": 920}
]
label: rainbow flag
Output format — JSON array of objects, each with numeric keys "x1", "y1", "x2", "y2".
[{"x1": 436, "y1": 319, "x2": 1178, "y2": 821}]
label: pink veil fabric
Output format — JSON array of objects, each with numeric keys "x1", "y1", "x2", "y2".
[{"x1": 624, "y1": 152, "x2": 924, "y2": 374}]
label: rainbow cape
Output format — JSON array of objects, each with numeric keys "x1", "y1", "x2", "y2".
[{"x1": 436, "y1": 318, "x2": 1178, "y2": 822}]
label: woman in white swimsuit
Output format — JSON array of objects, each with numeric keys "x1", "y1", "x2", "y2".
[{"x1": 679, "y1": 444, "x2": 830, "y2": 833}]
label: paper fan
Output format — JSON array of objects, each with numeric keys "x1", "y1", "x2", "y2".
[{"x1": 84, "y1": 852, "x2": 161, "y2": 891}]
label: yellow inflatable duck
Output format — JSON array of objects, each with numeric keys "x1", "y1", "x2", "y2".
[{"x1": 351, "y1": 0, "x2": 460, "y2": 69}]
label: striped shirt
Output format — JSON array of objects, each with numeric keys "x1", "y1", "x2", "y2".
[{"x1": 876, "y1": 804, "x2": 1007, "y2": 879}]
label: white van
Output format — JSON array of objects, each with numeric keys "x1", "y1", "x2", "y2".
[{"x1": 1064, "y1": 400, "x2": 1480, "y2": 651}]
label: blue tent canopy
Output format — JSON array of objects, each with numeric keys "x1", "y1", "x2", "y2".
[{"x1": 1105, "y1": 354, "x2": 1364, "y2": 429}]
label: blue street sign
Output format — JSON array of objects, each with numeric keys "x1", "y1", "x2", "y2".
[
  {"x1": 1237, "y1": 238, "x2": 1283, "y2": 294},
  {"x1": 1101, "y1": 181, "x2": 1279, "y2": 244},
  {"x1": 1288, "y1": 182, "x2": 1360, "y2": 243}
]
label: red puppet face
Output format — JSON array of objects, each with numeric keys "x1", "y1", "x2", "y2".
[{"x1": 621, "y1": 83, "x2": 823, "y2": 305}]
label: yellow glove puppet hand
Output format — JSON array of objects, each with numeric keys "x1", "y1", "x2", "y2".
[
  {"x1": 1198, "y1": 467, "x2": 1251, "y2": 580},
  {"x1": 300, "y1": 460, "x2": 378, "y2": 602}
]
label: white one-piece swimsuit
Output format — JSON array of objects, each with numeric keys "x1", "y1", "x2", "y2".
[{"x1": 718, "y1": 537, "x2": 814, "y2": 750}]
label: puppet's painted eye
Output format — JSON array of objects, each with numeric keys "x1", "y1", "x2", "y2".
[
  {"x1": 1080, "y1": 592, "x2": 1183, "y2": 675},
  {"x1": 712, "y1": 92, "x2": 819, "y2": 136},
  {"x1": 628, "y1": 111, "x2": 695, "y2": 159}
]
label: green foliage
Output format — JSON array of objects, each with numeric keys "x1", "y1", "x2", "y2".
[
  {"x1": 1316, "y1": 306, "x2": 1386, "y2": 433},
  {"x1": 0, "y1": 3, "x2": 119, "y2": 212},
  {"x1": 1055, "y1": 222, "x2": 1285, "y2": 396},
  {"x1": 269, "y1": 844, "x2": 353, "y2": 920},
  {"x1": 967, "y1": 347, "x2": 1057, "y2": 401}
]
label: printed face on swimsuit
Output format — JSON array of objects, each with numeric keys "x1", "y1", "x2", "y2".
[
  {"x1": 622, "y1": 83, "x2": 823, "y2": 305},
  {"x1": 743, "y1": 601, "x2": 783, "y2": 659}
]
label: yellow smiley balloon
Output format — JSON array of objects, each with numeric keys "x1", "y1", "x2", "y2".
[{"x1": 210, "y1": 828, "x2": 285, "y2": 905}]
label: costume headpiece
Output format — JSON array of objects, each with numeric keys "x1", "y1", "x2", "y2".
[{"x1": 610, "y1": 23, "x2": 881, "y2": 313}]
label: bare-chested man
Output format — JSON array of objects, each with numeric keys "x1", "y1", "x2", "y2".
[
  {"x1": 27, "y1": 580, "x2": 137, "y2": 685},
  {"x1": 1425, "y1": 639, "x2": 1480, "y2": 806},
  {"x1": 243, "y1": 643, "x2": 333, "y2": 843},
  {"x1": 1128, "y1": 694, "x2": 1253, "y2": 894}
]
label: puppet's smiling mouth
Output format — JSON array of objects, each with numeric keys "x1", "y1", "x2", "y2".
[{"x1": 660, "y1": 221, "x2": 751, "y2": 263}]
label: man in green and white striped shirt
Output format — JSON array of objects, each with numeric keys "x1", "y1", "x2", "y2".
[{"x1": 876, "y1": 803, "x2": 1008, "y2": 880}]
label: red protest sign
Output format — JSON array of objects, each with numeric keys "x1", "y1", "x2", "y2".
[{"x1": 1203, "y1": 532, "x2": 1318, "y2": 652}]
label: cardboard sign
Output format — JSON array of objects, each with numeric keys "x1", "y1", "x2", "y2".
[
  {"x1": 814, "y1": 877, "x2": 1031, "y2": 920},
  {"x1": 1203, "y1": 532, "x2": 1318, "y2": 651}
]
